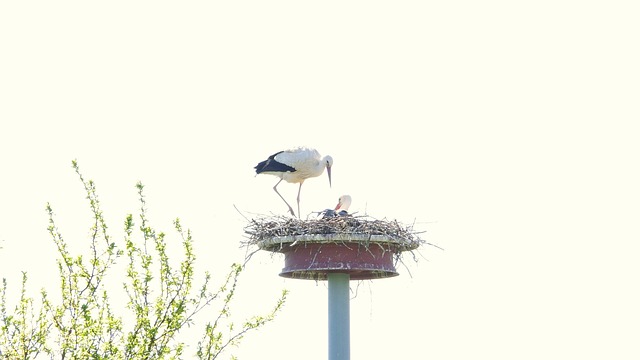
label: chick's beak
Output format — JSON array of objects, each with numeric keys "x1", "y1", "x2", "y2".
[{"x1": 327, "y1": 166, "x2": 332, "y2": 187}]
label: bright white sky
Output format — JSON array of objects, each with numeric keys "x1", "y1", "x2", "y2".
[{"x1": 1, "y1": 1, "x2": 639, "y2": 359}]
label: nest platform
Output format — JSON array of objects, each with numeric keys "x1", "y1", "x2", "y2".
[{"x1": 244, "y1": 216, "x2": 423, "y2": 281}]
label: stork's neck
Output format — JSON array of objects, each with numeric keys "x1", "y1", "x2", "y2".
[{"x1": 311, "y1": 161, "x2": 326, "y2": 176}]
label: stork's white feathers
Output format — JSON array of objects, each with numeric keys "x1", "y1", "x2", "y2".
[
  {"x1": 335, "y1": 195, "x2": 352, "y2": 212},
  {"x1": 271, "y1": 147, "x2": 332, "y2": 182}
]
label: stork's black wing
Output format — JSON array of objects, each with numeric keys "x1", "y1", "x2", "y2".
[{"x1": 254, "y1": 151, "x2": 296, "y2": 174}]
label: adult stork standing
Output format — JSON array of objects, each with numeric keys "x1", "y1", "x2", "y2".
[{"x1": 255, "y1": 146, "x2": 333, "y2": 218}]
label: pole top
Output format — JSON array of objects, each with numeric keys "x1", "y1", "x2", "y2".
[{"x1": 258, "y1": 234, "x2": 417, "y2": 280}]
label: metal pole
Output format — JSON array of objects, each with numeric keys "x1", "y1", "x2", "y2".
[{"x1": 328, "y1": 272, "x2": 350, "y2": 360}]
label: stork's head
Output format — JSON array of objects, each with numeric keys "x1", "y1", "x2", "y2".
[
  {"x1": 335, "y1": 194, "x2": 352, "y2": 211},
  {"x1": 324, "y1": 155, "x2": 333, "y2": 187}
]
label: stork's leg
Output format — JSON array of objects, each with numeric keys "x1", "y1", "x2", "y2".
[
  {"x1": 273, "y1": 179, "x2": 295, "y2": 216},
  {"x1": 296, "y1": 182, "x2": 303, "y2": 219}
]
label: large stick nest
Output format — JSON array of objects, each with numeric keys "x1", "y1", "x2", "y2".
[{"x1": 242, "y1": 214, "x2": 426, "y2": 252}]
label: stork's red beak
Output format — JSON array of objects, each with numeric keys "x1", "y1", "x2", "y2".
[
  {"x1": 327, "y1": 166, "x2": 332, "y2": 188},
  {"x1": 334, "y1": 201, "x2": 341, "y2": 211}
]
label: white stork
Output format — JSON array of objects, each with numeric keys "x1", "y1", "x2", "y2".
[
  {"x1": 321, "y1": 194, "x2": 352, "y2": 219},
  {"x1": 255, "y1": 146, "x2": 333, "y2": 218},
  {"x1": 334, "y1": 194, "x2": 352, "y2": 216}
]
